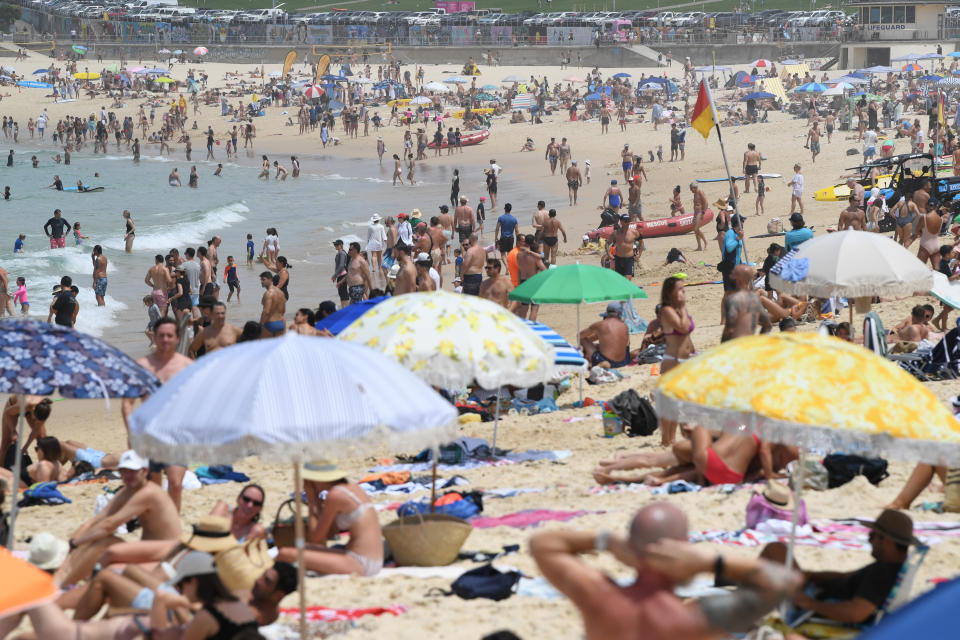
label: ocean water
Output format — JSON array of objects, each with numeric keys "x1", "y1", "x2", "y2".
[{"x1": 0, "y1": 144, "x2": 509, "y2": 353}]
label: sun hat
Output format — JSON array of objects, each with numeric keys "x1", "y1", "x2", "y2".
[
  {"x1": 760, "y1": 481, "x2": 794, "y2": 511},
  {"x1": 411, "y1": 208, "x2": 422, "y2": 216},
  {"x1": 302, "y1": 460, "x2": 347, "y2": 483},
  {"x1": 180, "y1": 516, "x2": 239, "y2": 553},
  {"x1": 601, "y1": 302, "x2": 622, "y2": 317},
  {"x1": 215, "y1": 539, "x2": 273, "y2": 591},
  {"x1": 370, "y1": 213, "x2": 382, "y2": 223},
  {"x1": 27, "y1": 532, "x2": 69, "y2": 571},
  {"x1": 857, "y1": 509, "x2": 919, "y2": 547},
  {"x1": 415, "y1": 252, "x2": 432, "y2": 264},
  {"x1": 169, "y1": 550, "x2": 217, "y2": 585},
  {"x1": 117, "y1": 449, "x2": 149, "y2": 471}
]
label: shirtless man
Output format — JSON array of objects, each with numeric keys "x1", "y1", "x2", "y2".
[
  {"x1": 807, "y1": 122, "x2": 821, "y2": 163},
  {"x1": 189, "y1": 302, "x2": 241, "y2": 357},
  {"x1": 838, "y1": 195, "x2": 867, "y2": 231},
  {"x1": 690, "y1": 182, "x2": 708, "y2": 251},
  {"x1": 530, "y1": 503, "x2": 800, "y2": 640},
  {"x1": 144, "y1": 254, "x2": 172, "y2": 316},
  {"x1": 415, "y1": 254, "x2": 437, "y2": 291},
  {"x1": 892, "y1": 305, "x2": 934, "y2": 342},
  {"x1": 428, "y1": 216, "x2": 447, "y2": 287},
  {"x1": 515, "y1": 234, "x2": 546, "y2": 319},
  {"x1": 566, "y1": 160, "x2": 582, "y2": 206},
  {"x1": 168, "y1": 167, "x2": 181, "y2": 187},
  {"x1": 438, "y1": 205, "x2": 454, "y2": 260},
  {"x1": 207, "y1": 235, "x2": 221, "y2": 276},
  {"x1": 259, "y1": 270, "x2": 287, "y2": 335},
  {"x1": 54, "y1": 449, "x2": 182, "y2": 587},
  {"x1": 627, "y1": 177, "x2": 642, "y2": 221},
  {"x1": 742, "y1": 143, "x2": 761, "y2": 193},
  {"x1": 847, "y1": 178, "x2": 866, "y2": 210},
  {"x1": 121, "y1": 318, "x2": 193, "y2": 511},
  {"x1": 603, "y1": 179, "x2": 624, "y2": 212},
  {"x1": 721, "y1": 265, "x2": 772, "y2": 342},
  {"x1": 393, "y1": 246, "x2": 417, "y2": 295},
  {"x1": 345, "y1": 241, "x2": 372, "y2": 305},
  {"x1": 197, "y1": 246, "x2": 215, "y2": 299},
  {"x1": 580, "y1": 302, "x2": 631, "y2": 368},
  {"x1": 542, "y1": 209, "x2": 567, "y2": 265},
  {"x1": 460, "y1": 233, "x2": 486, "y2": 296},
  {"x1": 454, "y1": 197, "x2": 475, "y2": 246},
  {"x1": 1, "y1": 396, "x2": 51, "y2": 463},
  {"x1": 612, "y1": 214, "x2": 641, "y2": 279},
  {"x1": 824, "y1": 111, "x2": 836, "y2": 143},
  {"x1": 91, "y1": 245, "x2": 108, "y2": 306},
  {"x1": 545, "y1": 137, "x2": 560, "y2": 175},
  {"x1": 532, "y1": 200, "x2": 549, "y2": 244},
  {"x1": 479, "y1": 258, "x2": 513, "y2": 307},
  {"x1": 558, "y1": 137, "x2": 572, "y2": 174},
  {"x1": 621, "y1": 144, "x2": 633, "y2": 183}
]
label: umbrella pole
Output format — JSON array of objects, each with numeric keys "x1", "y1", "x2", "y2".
[
  {"x1": 491, "y1": 387, "x2": 502, "y2": 454},
  {"x1": 784, "y1": 448, "x2": 806, "y2": 591},
  {"x1": 6, "y1": 395, "x2": 26, "y2": 549},
  {"x1": 429, "y1": 459, "x2": 437, "y2": 514},
  {"x1": 577, "y1": 305, "x2": 583, "y2": 403},
  {"x1": 292, "y1": 463, "x2": 307, "y2": 640}
]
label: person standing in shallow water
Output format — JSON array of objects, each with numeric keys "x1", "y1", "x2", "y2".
[{"x1": 122, "y1": 210, "x2": 135, "y2": 253}]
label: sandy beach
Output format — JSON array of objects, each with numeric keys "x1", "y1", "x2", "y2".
[{"x1": 3, "y1": 42, "x2": 960, "y2": 639}]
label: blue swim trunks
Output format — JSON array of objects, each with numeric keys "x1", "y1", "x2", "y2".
[
  {"x1": 94, "y1": 277, "x2": 108, "y2": 297},
  {"x1": 75, "y1": 447, "x2": 106, "y2": 468}
]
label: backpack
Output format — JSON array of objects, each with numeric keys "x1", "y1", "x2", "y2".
[
  {"x1": 449, "y1": 564, "x2": 521, "y2": 601},
  {"x1": 822, "y1": 454, "x2": 889, "y2": 489},
  {"x1": 607, "y1": 389, "x2": 658, "y2": 437}
]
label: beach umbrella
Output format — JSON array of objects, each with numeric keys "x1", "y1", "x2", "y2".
[
  {"x1": 822, "y1": 85, "x2": 846, "y2": 96},
  {"x1": 445, "y1": 76, "x2": 469, "y2": 84},
  {"x1": 794, "y1": 82, "x2": 828, "y2": 93},
  {"x1": 0, "y1": 319, "x2": 159, "y2": 548},
  {"x1": 0, "y1": 548, "x2": 58, "y2": 616},
  {"x1": 158, "y1": 48, "x2": 171, "y2": 54},
  {"x1": 919, "y1": 74, "x2": 944, "y2": 83},
  {"x1": 937, "y1": 77, "x2": 960, "y2": 87},
  {"x1": 903, "y1": 63, "x2": 923, "y2": 72},
  {"x1": 930, "y1": 271, "x2": 960, "y2": 310},
  {"x1": 481, "y1": 83, "x2": 498, "y2": 90},
  {"x1": 17, "y1": 81, "x2": 52, "y2": 89},
  {"x1": 949, "y1": 52, "x2": 960, "y2": 58},
  {"x1": 522, "y1": 319, "x2": 587, "y2": 378},
  {"x1": 508, "y1": 264, "x2": 647, "y2": 400},
  {"x1": 502, "y1": 74, "x2": 525, "y2": 83},
  {"x1": 613, "y1": 72, "x2": 631, "y2": 78},
  {"x1": 742, "y1": 91, "x2": 776, "y2": 101},
  {"x1": 831, "y1": 81, "x2": 855, "y2": 90},
  {"x1": 409, "y1": 96, "x2": 432, "y2": 105},
  {"x1": 303, "y1": 85, "x2": 323, "y2": 99},
  {"x1": 73, "y1": 72, "x2": 99, "y2": 80},
  {"x1": 859, "y1": 575, "x2": 960, "y2": 639},
  {"x1": 585, "y1": 92, "x2": 605, "y2": 100},
  {"x1": 749, "y1": 58, "x2": 773, "y2": 67},
  {"x1": 768, "y1": 231, "x2": 932, "y2": 300},
  {"x1": 475, "y1": 92, "x2": 498, "y2": 101},
  {"x1": 193, "y1": 46, "x2": 208, "y2": 56},
  {"x1": 832, "y1": 75, "x2": 868, "y2": 85},
  {"x1": 919, "y1": 52, "x2": 943, "y2": 60},
  {"x1": 891, "y1": 53, "x2": 922, "y2": 61},
  {"x1": 424, "y1": 81, "x2": 450, "y2": 93},
  {"x1": 72, "y1": 45, "x2": 86, "y2": 54},
  {"x1": 655, "y1": 331, "x2": 960, "y2": 572},
  {"x1": 562, "y1": 75, "x2": 584, "y2": 82},
  {"x1": 172, "y1": 50, "x2": 183, "y2": 55},
  {"x1": 861, "y1": 65, "x2": 897, "y2": 74},
  {"x1": 128, "y1": 333, "x2": 457, "y2": 640},
  {"x1": 640, "y1": 82, "x2": 664, "y2": 91},
  {"x1": 31, "y1": 69, "x2": 47, "y2": 75},
  {"x1": 315, "y1": 297, "x2": 388, "y2": 335},
  {"x1": 338, "y1": 291, "x2": 553, "y2": 450}
]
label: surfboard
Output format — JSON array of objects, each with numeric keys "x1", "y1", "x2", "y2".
[{"x1": 63, "y1": 186, "x2": 104, "y2": 192}]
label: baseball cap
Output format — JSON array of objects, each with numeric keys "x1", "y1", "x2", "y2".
[
  {"x1": 601, "y1": 302, "x2": 622, "y2": 317},
  {"x1": 480, "y1": 196, "x2": 486, "y2": 201},
  {"x1": 117, "y1": 449, "x2": 149, "y2": 471},
  {"x1": 439, "y1": 205, "x2": 449, "y2": 212},
  {"x1": 415, "y1": 252, "x2": 431, "y2": 263},
  {"x1": 397, "y1": 212, "x2": 408, "y2": 219},
  {"x1": 611, "y1": 179, "x2": 617, "y2": 185},
  {"x1": 789, "y1": 212, "x2": 804, "y2": 225},
  {"x1": 332, "y1": 239, "x2": 343, "y2": 246},
  {"x1": 619, "y1": 213, "x2": 630, "y2": 221}
]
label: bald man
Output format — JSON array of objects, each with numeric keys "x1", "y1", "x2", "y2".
[
  {"x1": 530, "y1": 503, "x2": 801, "y2": 640},
  {"x1": 721, "y1": 264, "x2": 772, "y2": 342}
]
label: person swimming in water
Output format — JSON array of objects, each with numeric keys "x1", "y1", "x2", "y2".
[{"x1": 168, "y1": 167, "x2": 181, "y2": 187}]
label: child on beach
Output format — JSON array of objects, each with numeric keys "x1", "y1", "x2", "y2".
[
  {"x1": 657, "y1": 145, "x2": 664, "y2": 162},
  {"x1": 246, "y1": 233, "x2": 255, "y2": 267},
  {"x1": 13, "y1": 277, "x2": 28, "y2": 315},
  {"x1": 224, "y1": 256, "x2": 241, "y2": 302},
  {"x1": 756, "y1": 174, "x2": 766, "y2": 216},
  {"x1": 13, "y1": 234, "x2": 24, "y2": 253},
  {"x1": 72, "y1": 222, "x2": 87, "y2": 246},
  {"x1": 648, "y1": 149, "x2": 655, "y2": 162},
  {"x1": 143, "y1": 294, "x2": 160, "y2": 345},
  {"x1": 584, "y1": 160, "x2": 591, "y2": 184},
  {"x1": 454, "y1": 248, "x2": 463, "y2": 279}
]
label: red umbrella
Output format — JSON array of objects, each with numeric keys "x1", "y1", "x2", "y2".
[{"x1": 303, "y1": 85, "x2": 324, "y2": 99}]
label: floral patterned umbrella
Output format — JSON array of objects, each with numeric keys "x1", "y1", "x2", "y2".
[{"x1": 0, "y1": 319, "x2": 159, "y2": 548}]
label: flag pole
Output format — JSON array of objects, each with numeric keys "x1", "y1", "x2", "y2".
[{"x1": 702, "y1": 79, "x2": 748, "y2": 264}]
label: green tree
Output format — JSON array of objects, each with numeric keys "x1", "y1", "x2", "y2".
[{"x1": 0, "y1": 4, "x2": 21, "y2": 32}]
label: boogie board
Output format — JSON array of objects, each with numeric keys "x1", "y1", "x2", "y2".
[{"x1": 63, "y1": 185, "x2": 104, "y2": 192}]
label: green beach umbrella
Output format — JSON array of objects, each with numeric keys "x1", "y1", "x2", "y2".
[{"x1": 509, "y1": 264, "x2": 647, "y2": 400}]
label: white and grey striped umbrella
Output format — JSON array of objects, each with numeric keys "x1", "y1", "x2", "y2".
[{"x1": 128, "y1": 333, "x2": 458, "y2": 466}]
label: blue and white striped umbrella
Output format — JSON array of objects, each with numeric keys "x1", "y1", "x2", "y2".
[
  {"x1": 522, "y1": 319, "x2": 586, "y2": 378},
  {"x1": 128, "y1": 333, "x2": 458, "y2": 465}
]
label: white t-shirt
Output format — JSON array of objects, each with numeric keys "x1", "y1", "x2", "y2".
[
  {"x1": 791, "y1": 173, "x2": 805, "y2": 197},
  {"x1": 916, "y1": 128, "x2": 925, "y2": 146},
  {"x1": 429, "y1": 267, "x2": 440, "y2": 290},
  {"x1": 863, "y1": 129, "x2": 878, "y2": 151}
]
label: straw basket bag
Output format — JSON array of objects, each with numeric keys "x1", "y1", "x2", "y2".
[
  {"x1": 270, "y1": 499, "x2": 310, "y2": 549},
  {"x1": 382, "y1": 513, "x2": 473, "y2": 566}
]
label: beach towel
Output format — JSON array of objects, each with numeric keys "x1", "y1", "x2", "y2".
[
  {"x1": 360, "y1": 474, "x2": 468, "y2": 496},
  {"x1": 470, "y1": 509, "x2": 600, "y2": 529},
  {"x1": 689, "y1": 519, "x2": 954, "y2": 550},
  {"x1": 371, "y1": 450, "x2": 571, "y2": 474},
  {"x1": 17, "y1": 481, "x2": 71, "y2": 507},
  {"x1": 194, "y1": 465, "x2": 250, "y2": 485},
  {"x1": 621, "y1": 298, "x2": 648, "y2": 335},
  {"x1": 590, "y1": 480, "x2": 753, "y2": 496},
  {"x1": 278, "y1": 604, "x2": 407, "y2": 622}
]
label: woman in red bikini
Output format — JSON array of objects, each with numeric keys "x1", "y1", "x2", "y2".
[{"x1": 659, "y1": 276, "x2": 695, "y2": 446}]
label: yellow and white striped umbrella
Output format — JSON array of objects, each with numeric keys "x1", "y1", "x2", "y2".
[{"x1": 654, "y1": 332, "x2": 960, "y2": 464}]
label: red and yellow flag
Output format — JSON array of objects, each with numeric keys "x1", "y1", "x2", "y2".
[{"x1": 691, "y1": 79, "x2": 716, "y2": 140}]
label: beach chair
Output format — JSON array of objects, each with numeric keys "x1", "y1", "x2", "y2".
[{"x1": 861, "y1": 312, "x2": 927, "y2": 380}]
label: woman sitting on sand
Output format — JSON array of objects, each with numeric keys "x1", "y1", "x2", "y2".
[
  {"x1": 211, "y1": 484, "x2": 267, "y2": 543},
  {"x1": 0, "y1": 435, "x2": 61, "y2": 486},
  {"x1": 275, "y1": 462, "x2": 383, "y2": 577},
  {"x1": 1, "y1": 396, "x2": 52, "y2": 465}
]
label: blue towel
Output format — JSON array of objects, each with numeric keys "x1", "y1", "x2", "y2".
[
  {"x1": 18, "y1": 481, "x2": 71, "y2": 507},
  {"x1": 194, "y1": 465, "x2": 250, "y2": 484}
]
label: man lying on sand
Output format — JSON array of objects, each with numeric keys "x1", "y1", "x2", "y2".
[
  {"x1": 54, "y1": 450, "x2": 181, "y2": 587},
  {"x1": 530, "y1": 503, "x2": 802, "y2": 640},
  {"x1": 593, "y1": 426, "x2": 797, "y2": 486}
]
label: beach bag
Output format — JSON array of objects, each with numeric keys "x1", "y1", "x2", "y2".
[
  {"x1": 607, "y1": 389, "x2": 658, "y2": 437},
  {"x1": 745, "y1": 493, "x2": 808, "y2": 529},
  {"x1": 381, "y1": 255, "x2": 396, "y2": 270},
  {"x1": 822, "y1": 454, "x2": 889, "y2": 488},
  {"x1": 846, "y1": 148, "x2": 859, "y2": 156},
  {"x1": 397, "y1": 492, "x2": 482, "y2": 520},
  {"x1": 449, "y1": 564, "x2": 521, "y2": 601},
  {"x1": 270, "y1": 499, "x2": 310, "y2": 549}
]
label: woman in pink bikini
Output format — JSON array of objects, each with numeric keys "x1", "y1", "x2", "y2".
[{"x1": 658, "y1": 276, "x2": 695, "y2": 446}]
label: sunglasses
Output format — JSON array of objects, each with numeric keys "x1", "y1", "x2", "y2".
[{"x1": 240, "y1": 495, "x2": 263, "y2": 508}]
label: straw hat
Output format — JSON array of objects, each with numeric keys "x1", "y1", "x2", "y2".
[
  {"x1": 180, "y1": 516, "x2": 239, "y2": 553},
  {"x1": 215, "y1": 539, "x2": 273, "y2": 591},
  {"x1": 27, "y1": 532, "x2": 69, "y2": 571},
  {"x1": 760, "y1": 481, "x2": 794, "y2": 511},
  {"x1": 302, "y1": 460, "x2": 347, "y2": 483}
]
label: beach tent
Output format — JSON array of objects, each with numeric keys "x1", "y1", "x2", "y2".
[
  {"x1": 780, "y1": 62, "x2": 809, "y2": 80},
  {"x1": 761, "y1": 76, "x2": 789, "y2": 104},
  {"x1": 734, "y1": 71, "x2": 756, "y2": 88}
]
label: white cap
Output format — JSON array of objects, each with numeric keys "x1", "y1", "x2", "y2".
[
  {"x1": 415, "y1": 252, "x2": 431, "y2": 263},
  {"x1": 169, "y1": 550, "x2": 216, "y2": 584},
  {"x1": 117, "y1": 449, "x2": 149, "y2": 471}
]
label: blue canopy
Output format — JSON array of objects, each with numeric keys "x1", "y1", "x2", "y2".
[
  {"x1": 742, "y1": 91, "x2": 776, "y2": 101},
  {"x1": 32, "y1": 69, "x2": 48, "y2": 75},
  {"x1": 734, "y1": 71, "x2": 757, "y2": 87},
  {"x1": 919, "y1": 75, "x2": 944, "y2": 83},
  {"x1": 859, "y1": 576, "x2": 958, "y2": 640},
  {"x1": 584, "y1": 92, "x2": 604, "y2": 100},
  {"x1": 321, "y1": 74, "x2": 346, "y2": 82},
  {"x1": 315, "y1": 297, "x2": 388, "y2": 335},
  {"x1": 612, "y1": 72, "x2": 631, "y2": 78},
  {"x1": 891, "y1": 53, "x2": 923, "y2": 61},
  {"x1": 949, "y1": 51, "x2": 960, "y2": 58},
  {"x1": 794, "y1": 82, "x2": 829, "y2": 93}
]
